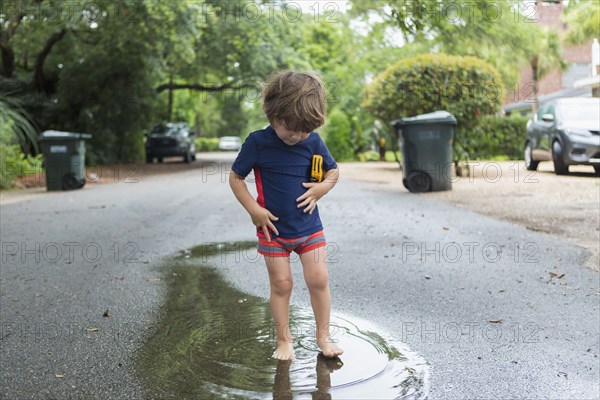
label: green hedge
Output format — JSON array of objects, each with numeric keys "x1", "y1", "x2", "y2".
[
  {"x1": 195, "y1": 137, "x2": 220, "y2": 152},
  {"x1": 323, "y1": 109, "x2": 354, "y2": 162},
  {"x1": 357, "y1": 150, "x2": 380, "y2": 162},
  {"x1": 467, "y1": 115, "x2": 528, "y2": 160}
]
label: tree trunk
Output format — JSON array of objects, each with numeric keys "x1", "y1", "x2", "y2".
[
  {"x1": 530, "y1": 57, "x2": 539, "y2": 115},
  {"x1": 0, "y1": 9, "x2": 26, "y2": 78},
  {"x1": 168, "y1": 72, "x2": 173, "y2": 122},
  {"x1": 33, "y1": 28, "x2": 67, "y2": 94},
  {"x1": 1, "y1": 45, "x2": 15, "y2": 78}
]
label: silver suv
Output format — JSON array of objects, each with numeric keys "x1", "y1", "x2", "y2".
[{"x1": 525, "y1": 98, "x2": 600, "y2": 175}]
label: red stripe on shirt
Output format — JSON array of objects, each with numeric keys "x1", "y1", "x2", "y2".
[{"x1": 254, "y1": 166, "x2": 265, "y2": 208}]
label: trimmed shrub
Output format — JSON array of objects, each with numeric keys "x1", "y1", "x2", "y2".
[
  {"x1": 357, "y1": 150, "x2": 380, "y2": 162},
  {"x1": 323, "y1": 109, "x2": 353, "y2": 162},
  {"x1": 468, "y1": 115, "x2": 528, "y2": 160},
  {"x1": 363, "y1": 53, "x2": 503, "y2": 160},
  {"x1": 195, "y1": 137, "x2": 220, "y2": 151}
]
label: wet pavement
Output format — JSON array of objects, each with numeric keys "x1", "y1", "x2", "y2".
[
  {"x1": 1, "y1": 153, "x2": 599, "y2": 399},
  {"x1": 135, "y1": 242, "x2": 428, "y2": 399}
]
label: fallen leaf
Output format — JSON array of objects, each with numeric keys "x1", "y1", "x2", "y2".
[
  {"x1": 442, "y1": 227, "x2": 449, "y2": 230},
  {"x1": 102, "y1": 309, "x2": 110, "y2": 318},
  {"x1": 55, "y1": 374, "x2": 64, "y2": 378},
  {"x1": 488, "y1": 320, "x2": 502, "y2": 324},
  {"x1": 85, "y1": 327, "x2": 99, "y2": 332}
]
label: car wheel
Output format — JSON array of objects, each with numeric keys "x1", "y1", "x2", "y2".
[
  {"x1": 405, "y1": 171, "x2": 432, "y2": 193},
  {"x1": 191, "y1": 153, "x2": 196, "y2": 161},
  {"x1": 524, "y1": 143, "x2": 539, "y2": 171},
  {"x1": 146, "y1": 154, "x2": 153, "y2": 164},
  {"x1": 157, "y1": 157, "x2": 163, "y2": 163},
  {"x1": 183, "y1": 152, "x2": 191, "y2": 163},
  {"x1": 552, "y1": 140, "x2": 569, "y2": 175},
  {"x1": 594, "y1": 166, "x2": 600, "y2": 175}
]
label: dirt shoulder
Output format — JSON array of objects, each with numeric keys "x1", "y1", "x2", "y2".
[{"x1": 340, "y1": 160, "x2": 600, "y2": 271}]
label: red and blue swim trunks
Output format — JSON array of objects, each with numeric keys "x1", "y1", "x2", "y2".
[{"x1": 257, "y1": 229, "x2": 326, "y2": 257}]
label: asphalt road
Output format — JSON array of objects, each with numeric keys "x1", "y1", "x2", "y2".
[{"x1": 1, "y1": 153, "x2": 598, "y2": 399}]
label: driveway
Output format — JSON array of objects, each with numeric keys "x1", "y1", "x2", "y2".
[{"x1": 341, "y1": 160, "x2": 600, "y2": 271}]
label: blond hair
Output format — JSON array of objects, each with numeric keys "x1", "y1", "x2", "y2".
[{"x1": 261, "y1": 70, "x2": 327, "y2": 133}]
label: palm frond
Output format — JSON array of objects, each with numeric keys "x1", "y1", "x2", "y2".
[{"x1": 0, "y1": 96, "x2": 40, "y2": 153}]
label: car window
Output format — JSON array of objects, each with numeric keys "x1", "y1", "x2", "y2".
[
  {"x1": 178, "y1": 129, "x2": 189, "y2": 137},
  {"x1": 151, "y1": 125, "x2": 169, "y2": 134},
  {"x1": 558, "y1": 102, "x2": 600, "y2": 124},
  {"x1": 536, "y1": 103, "x2": 555, "y2": 121},
  {"x1": 536, "y1": 105, "x2": 549, "y2": 121}
]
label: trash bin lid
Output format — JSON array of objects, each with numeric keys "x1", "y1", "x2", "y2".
[
  {"x1": 39, "y1": 130, "x2": 92, "y2": 141},
  {"x1": 391, "y1": 111, "x2": 457, "y2": 127}
]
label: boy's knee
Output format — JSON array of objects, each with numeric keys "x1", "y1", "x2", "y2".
[
  {"x1": 306, "y1": 272, "x2": 328, "y2": 291},
  {"x1": 271, "y1": 277, "x2": 293, "y2": 295}
]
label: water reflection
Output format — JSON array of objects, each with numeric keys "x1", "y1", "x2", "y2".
[{"x1": 134, "y1": 242, "x2": 429, "y2": 399}]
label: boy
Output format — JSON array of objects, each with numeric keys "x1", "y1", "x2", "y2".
[{"x1": 229, "y1": 70, "x2": 343, "y2": 361}]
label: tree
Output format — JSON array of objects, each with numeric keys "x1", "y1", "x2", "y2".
[
  {"x1": 0, "y1": 1, "x2": 315, "y2": 162},
  {"x1": 323, "y1": 109, "x2": 353, "y2": 162},
  {"x1": 563, "y1": 0, "x2": 600, "y2": 45},
  {"x1": 348, "y1": 0, "x2": 566, "y2": 93}
]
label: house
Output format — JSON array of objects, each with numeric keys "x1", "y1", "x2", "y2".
[{"x1": 503, "y1": 0, "x2": 598, "y2": 116}]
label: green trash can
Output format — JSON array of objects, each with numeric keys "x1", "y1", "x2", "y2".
[
  {"x1": 391, "y1": 111, "x2": 457, "y2": 193},
  {"x1": 38, "y1": 130, "x2": 92, "y2": 191}
]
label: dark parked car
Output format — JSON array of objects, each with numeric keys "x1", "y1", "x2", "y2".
[
  {"x1": 525, "y1": 98, "x2": 600, "y2": 175},
  {"x1": 146, "y1": 123, "x2": 196, "y2": 163}
]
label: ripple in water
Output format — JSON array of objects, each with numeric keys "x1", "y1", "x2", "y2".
[{"x1": 134, "y1": 242, "x2": 429, "y2": 399}]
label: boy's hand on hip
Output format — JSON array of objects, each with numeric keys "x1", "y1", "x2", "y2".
[
  {"x1": 297, "y1": 182, "x2": 327, "y2": 214},
  {"x1": 250, "y1": 206, "x2": 279, "y2": 241}
]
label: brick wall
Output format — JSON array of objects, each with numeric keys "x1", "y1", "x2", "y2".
[{"x1": 504, "y1": 0, "x2": 592, "y2": 105}]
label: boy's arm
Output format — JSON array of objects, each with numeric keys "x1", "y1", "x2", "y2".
[
  {"x1": 297, "y1": 166, "x2": 339, "y2": 214},
  {"x1": 229, "y1": 171, "x2": 280, "y2": 240},
  {"x1": 321, "y1": 166, "x2": 339, "y2": 194}
]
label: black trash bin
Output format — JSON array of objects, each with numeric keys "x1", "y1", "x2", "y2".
[
  {"x1": 392, "y1": 111, "x2": 457, "y2": 193},
  {"x1": 38, "y1": 130, "x2": 92, "y2": 191}
]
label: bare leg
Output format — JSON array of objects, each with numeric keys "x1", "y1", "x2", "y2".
[
  {"x1": 264, "y1": 253, "x2": 296, "y2": 360},
  {"x1": 299, "y1": 247, "x2": 343, "y2": 358}
]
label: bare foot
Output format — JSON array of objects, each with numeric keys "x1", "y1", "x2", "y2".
[
  {"x1": 272, "y1": 341, "x2": 296, "y2": 360},
  {"x1": 317, "y1": 337, "x2": 344, "y2": 358}
]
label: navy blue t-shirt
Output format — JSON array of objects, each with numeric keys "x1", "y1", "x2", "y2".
[{"x1": 231, "y1": 125, "x2": 338, "y2": 238}]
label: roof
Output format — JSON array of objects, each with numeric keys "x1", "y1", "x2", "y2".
[{"x1": 503, "y1": 86, "x2": 592, "y2": 113}]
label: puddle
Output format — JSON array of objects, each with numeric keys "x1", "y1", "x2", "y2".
[{"x1": 135, "y1": 241, "x2": 429, "y2": 399}]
